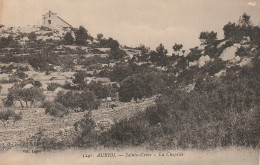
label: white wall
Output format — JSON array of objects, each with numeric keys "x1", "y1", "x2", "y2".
[{"x1": 42, "y1": 13, "x2": 71, "y2": 28}]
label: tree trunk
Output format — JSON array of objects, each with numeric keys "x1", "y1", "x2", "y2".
[
  {"x1": 19, "y1": 100, "x2": 24, "y2": 108},
  {"x1": 30, "y1": 101, "x2": 34, "y2": 108}
]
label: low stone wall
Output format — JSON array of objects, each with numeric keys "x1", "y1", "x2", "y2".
[{"x1": 92, "y1": 97, "x2": 155, "y2": 130}]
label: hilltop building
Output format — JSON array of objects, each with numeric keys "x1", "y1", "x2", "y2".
[{"x1": 42, "y1": 10, "x2": 72, "y2": 28}]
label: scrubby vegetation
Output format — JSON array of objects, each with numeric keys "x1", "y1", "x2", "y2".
[
  {"x1": 47, "y1": 82, "x2": 62, "y2": 91},
  {"x1": 72, "y1": 13, "x2": 260, "y2": 150},
  {"x1": 4, "y1": 85, "x2": 45, "y2": 108},
  {"x1": 55, "y1": 90, "x2": 100, "y2": 111},
  {"x1": 44, "y1": 101, "x2": 68, "y2": 118},
  {"x1": 0, "y1": 13, "x2": 259, "y2": 151},
  {"x1": 0, "y1": 109, "x2": 22, "y2": 127}
]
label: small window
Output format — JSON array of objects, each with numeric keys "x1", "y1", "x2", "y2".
[{"x1": 48, "y1": 20, "x2": 51, "y2": 24}]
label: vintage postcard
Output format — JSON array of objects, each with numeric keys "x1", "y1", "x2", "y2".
[{"x1": 0, "y1": 0, "x2": 259, "y2": 164}]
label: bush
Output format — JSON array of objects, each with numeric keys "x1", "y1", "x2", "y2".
[
  {"x1": 74, "y1": 112, "x2": 97, "y2": 147},
  {"x1": 5, "y1": 86, "x2": 45, "y2": 108},
  {"x1": 119, "y1": 75, "x2": 146, "y2": 102},
  {"x1": 44, "y1": 101, "x2": 68, "y2": 117},
  {"x1": 109, "y1": 49, "x2": 126, "y2": 60},
  {"x1": 47, "y1": 82, "x2": 62, "y2": 91},
  {"x1": 72, "y1": 70, "x2": 88, "y2": 88},
  {"x1": 149, "y1": 44, "x2": 169, "y2": 66},
  {"x1": 55, "y1": 90, "x2": 101, "y2": 111},
  {"x1": 199, "y1": 31, "x2": 217, "y2": 45},
  {"x1": 24, "y1": 128, "x2": 68, "y2": 150},
  {"x1": 85, "y1": 81, "x2": 113, "y2": 99},
  {"x1": 75, "y1": 26, "x2": 92, "y2": 46},
  {"x1": 118, "y1": 73, "x2": 165, "y2": 102},
  {"x1": 100, "y1": 38, "x2": 119, "y2": 51},
  {"x1": 0, "y1": 109, "x2": 22, "y2": 127},
  {"x1": 64, "y1": 32, "x2": 74, "y2": 45},
  {"x1": 33, "y1": 81, "x2": 42, "y2": 87}
]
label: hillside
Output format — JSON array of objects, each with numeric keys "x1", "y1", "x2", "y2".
[{"x1": 0, "y1": 13, "x2": 259, "y2": 151}]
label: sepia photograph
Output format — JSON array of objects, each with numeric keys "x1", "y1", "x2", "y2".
[{"x1": 0, "y1": 0, "x2": 259, "y2": 164}]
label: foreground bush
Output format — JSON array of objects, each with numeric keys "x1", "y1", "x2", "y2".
[{"x1": 75, "y1": 69, "x2": 260, "y2": 149}]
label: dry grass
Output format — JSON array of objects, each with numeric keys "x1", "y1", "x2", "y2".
[{"x1": 0, "y1": 108, "x2": 86, "y2": 149}]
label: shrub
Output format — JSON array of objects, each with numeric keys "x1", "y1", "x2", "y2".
[
  {"x1": 55, "y1": 90, "x2": 101, "y2": 111},
  {"x1": 5, "y1": 86, "x2": 45, "y2": 108},
  {"x1": 24, "y1": 128, "x2": 68, "y2": 150},
  {"x1": 73, "y1": 112, "x2": 97, "y2": 147},
  {"x1": 28, "y1": 32, "x2": 37, "y2": 42},
  {"x1": 72, "y1": 70, "x2": 88, "y2": 87},
  {"x1": 47, "y1": 82, "x2": 62, "y2": 91},
  {"x1": 100, "y1": 37, "x2": 119, "y2": 51},
  {"x1": 75, "y1": 26, "x2": 92, "y2": 46},
  {"x1": 118, "y1": 73, "x2": 165, "y2": 102},
  {"x1": 199, "y1": 31, "x2": 217, "y2": 45},
  {"x1": 44, "y1": 101, "x2": 68, "y2": 117},
  {"x1": 33, "y1": 81, "x2": 42, "y2": 87},
  {"x1": 0, "y1": 109, "x2": 22, "y2": 127},
  {"x1": 85, "y1": 81, "x2": 112, "y2": 99},
  {"x1": 109, "y1": 49, "x2": 126, "y2": 60},
  {"x1": 109, "y1": 64, "x2": 133, "y2": 82},
  {"x1": 149, "y1": 44, "x2": 169, "y2": 66},
  {"x1": 64, "y1": 32, "x2": 74, "y2": 45}
]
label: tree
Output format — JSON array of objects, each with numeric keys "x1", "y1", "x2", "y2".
[
  {"x1": 238, "y1": 13, "x2": 252, "y2": 26},
  {"x1": 75, "y1": 26, "x2": 90, "y2": 46},
  {"x1": 85, "y1": 81, "x2": 111, "y2": 99},
  {"x1": 172, "y1": 43, "x2": 183, "y2": 58},
  {"x1": 5, "y1": 86, "x2": 24, "y2": 107},
  {"x1": 142, "y1": 72, "x2": 165, "y2": 97},
  {"x1": 150, "y1": 44, "x2": 168, "y2": 66},
  {"x1": 44, "y1": 101, "x2": 68, "y2": 118},
  {"x1": 47, "y1": 82, "x2": 62, "y2": 91},
  {"x1": 109, "y1": 49, "x2": 126, "y2": 60},
  {"x1": 223, "y1": 13, "x2": 253, "y2": 41},
  {"x1": 22, "y1": 87, "x2": 45, "y2": 107},
  {"x1": 55, "y1": 90, "x2": 100, "y2": 111},
  {"x1": 0, "y1": 109, "x2": 22, "y2": 127},
  {"x1": 0, "y1": 35, "x2": 17, "y2": 48},
  {"x1": 73, "y1": 70, "x2": 88, "y2": 89},
  {"x1": 173, "y1": 43, "x2": 183, "y2": 52},
  {"x1": 109, "y1": 64, "x2": 133, "y2": 82},
  {"x1": 100, "y1": 38, "x2": 119, "y2": 51},
  {"x1": 64, "y1": 32, "x2": 74, "y2": 45},
  {"x1": 137, "y1": 44, "x2": 150, "y2": 61},
  {"x1": 28, "y1": 46, "x2": 58, "y2": 71},
  {"x1": 156, "y1": 43, "x2": 168, "y2": 57},
  {"x1": 5, "y1": 86, "x2": 45, "y2": 108},
  {"x1": 97, "y1": 33, "x2": 104, "y2": 41},
  {"x1": 28, "y1": 32, "x2": 37, "y2": 42},
  {"x1": 199, "y1": 31, "x2": 217, "y2": 45},
  {"x1": 119, "y1": 75, "x2": 146, "y2": 102},
  {"x1": 223, "y1": 22, "x2": 238, "y2": 39}
]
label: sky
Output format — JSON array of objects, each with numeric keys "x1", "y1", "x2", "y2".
[{"x1": 0, "y1": 0, "x2": 260, "y2": 52}]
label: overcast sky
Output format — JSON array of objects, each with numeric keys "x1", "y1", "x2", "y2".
[{"x1": 1, "y1": 0, "x2": 260, "y2": 52}]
